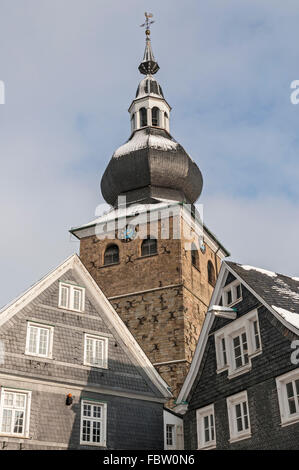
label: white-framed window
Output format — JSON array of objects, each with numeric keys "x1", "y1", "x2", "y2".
[
  {"x1": 84, "y1": 334, "x2": 108, "y2": 369},
  {"x1": 166, "y1": 424, "x2": 175, "y2": 448},
  {"x1": 227, "y1": 391, "x2": 251, "y2": 443},
  {"x1": 0, "y1": 388, "x2": 31, "y2": 437},
  {"x1": 222, "y1": 280, "x2": 242, "y2": 307},
  {"x1": 214, "y1": 309, "x2": 262, "y2": 378},
  {"x1": 80, "y1": 400, "x2": 107, "y2": 447},
  {"x1": 25, "y1": 322, "x2": 54, "y2": 358},
  {"x1": 196, "y1": 404, "x2": 216, "y2": 449},
  {"x1": 276, "y1": 369, "x2": 299, "y2": 427},
  {"x1": 58, "y1": 282, "x2": 85, "y2": 312}
]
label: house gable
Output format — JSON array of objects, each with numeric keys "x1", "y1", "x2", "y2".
[{"x1": 0, "y1": 254, "x2": 171, "y2": 401}]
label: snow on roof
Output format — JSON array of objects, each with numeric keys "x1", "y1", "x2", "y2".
[
  {"x1": 241, "y1": 265, "x2": 277, "y2": 278},
  {"x1": 113, "y1": 129, "x2": 178, "y2": 158},
  {"x1": 292, "y1": 277, "x2": 299, "y2": 282},
  {"x1": 271, "y1": 305, "x2": 299, "y2": 330},
  {"x1": 271, "y1": 278, "x2": 299, "y2": 303}
]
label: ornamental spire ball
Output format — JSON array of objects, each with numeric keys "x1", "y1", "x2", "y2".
[{"x1": 100, "y1": 15, "x2": 203, "y2": 207}]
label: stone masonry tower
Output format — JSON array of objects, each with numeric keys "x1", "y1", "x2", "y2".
[{"x1": 71, "y1": 19, "x2": 229, "y2": 404}]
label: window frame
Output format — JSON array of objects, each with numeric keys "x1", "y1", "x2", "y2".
[
  {"x1": 84, "y1": 333, "x2": 109, "y2": 369},
  {"x1": 58, "y1": 282, "x2": 85, "y2": 313},
  {"x1": 196, "y1": 404, "x2": 216, "y2": 450},
  {"x1": 276, "y1": 369, "x2": 299, "y2": 427},
  {"x1": 103, "y1": 244, "x2": 120, "y2": 266},
  {"x1": 0, "y1": 388, "x2": 31, "y2": 438},
  {"x1": 141, "y1": 237, "x2": 158, "y2": 257},
  {"x1": 222, "y1": 280, "x2": 243, "y2": 307},
  {"x1": 166, "y1": 423, "x2": 176, "y2": 448},
  {"x1": 227, "y1": 391, "x2": 251, "y2": 443},
  {"x1": 214, "y1": 309, "x2": 262, "y2": 378},
  {"x1": 25, "y1": 321, "x2": 54, "y2": 359},
  {"x1": 80, "y1": 400, "x2": 107, "y2": 447}
]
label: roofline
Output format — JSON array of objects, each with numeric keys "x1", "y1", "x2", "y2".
[
  {"x1": 70, "y1": 203, "x2": 230, "y2": 257},
  {"x1": 176, "y1": 261, "x2": 299, "y2": 406},
  {"x1": 0, "y1": 253, "x2": 172, "y2": 399}
]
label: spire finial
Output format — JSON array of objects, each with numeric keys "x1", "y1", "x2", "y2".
[
  {"x1": 140, "y1": 12, "x2": 155, "y2": 37},
  {"x1": 139, "y1": 12, "x2": 160, "y2": 75}
]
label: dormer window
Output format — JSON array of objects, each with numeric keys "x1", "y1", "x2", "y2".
[
  {"x1": 59, "y1": 282, "x2": 85, "y2": 312},
  {"x1": 214, "y1": 309, "x2": 262, "y2": 378},
  {"x1": 152, "y1": 107, "x2": 160, "y2": 127},
  {"x1": 222, "y1": 280, "x2": 242, "y2": 307},
  {"x1": 140, "y1": 108, "x2": 147, "y2": 127}
]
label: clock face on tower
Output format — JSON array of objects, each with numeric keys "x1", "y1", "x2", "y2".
[{"x1": 119, "y1": 225, "x2": 137, "y2": 242}]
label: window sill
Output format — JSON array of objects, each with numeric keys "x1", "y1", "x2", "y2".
[
  {"x1": 280, "y1": 415, "x2": 299, "y2": 427},
  {"x1": 137, "y1": 253, "x2": 158, "y2": 260},
  {"x1": 0, "y1": 434, "x2": 30, "y2": 440},
  {"x1": 99, "y1": 262, "x2": 120, "y2": 269},
  {"x1": 83, "y1": 362, "x2": 108, "y2": 370},
  {"x1": 24, "y1": 352, "x2": 53, "y2": 360},
  {"x1": 229, "y1": 432, "x2": 251, "y2": 444},
  {"x1": 228, "y1": 364, "x2": 252, "y2": 379},
  {"x1": 79, "y1": 441, "x2": 107, "y2": 448},
  {"x1": 198, "y1": 443, "x2": 216, "y2": 450},
  {"x1": 225, "y1": 298, "x2": 243, "y2": 308},
  {"x1": 58, "y1": 306, "x2": 84, "y2": 314}
]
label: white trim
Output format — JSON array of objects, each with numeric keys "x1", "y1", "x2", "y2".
[
  {"x1": 276, "y1": 368, "x2": 299, "y2": 427},
  {"x1": 196, "y1": 404, "x2": 216, "y2": 450},
  {"x1": 177, "y1": 261, "x2": 299, "y2": 406},
  {"x1": 83, "y1": 334, "x2": 108, "y2": 369},
  {"x1": 80, "y1": 400, "x2": 107, "y2": 447},
  {"x1": 25, "y1": 322, "x2": 54, "y2": 359},
  {"x1": 214, "y1": 309, "x2": 262, "y2": 378},
  {"x1": 0, "y1": 254, "x2": 171, "y2": 400},
  {"x1": 222, "y1": 280, "x2": 242, "y2": 307},
  {"x1": 58, "y1": 282, "x2": 85, "y2": 313},
  {"x1": 226, "y1": 390, "x2": 251, "y2": 443},
  {"x1": 0, "y1": 388, "x2": 32, "y2": 438}
]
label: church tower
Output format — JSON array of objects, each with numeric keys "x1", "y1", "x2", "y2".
[{"x1": 71, "y1": 18, "x2": 229, "y2": 404}]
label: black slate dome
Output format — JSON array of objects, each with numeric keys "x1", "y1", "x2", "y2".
[
  {"x1": 100, "y1": 27, "x2": 203, "y2": 208},
  {"x1": 101, "y1": 127, "x2": 203, "y2": 207}
]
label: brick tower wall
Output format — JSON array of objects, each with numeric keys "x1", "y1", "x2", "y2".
[{"x1": 79, "y1": 212, "x2": 224, "y2": 405}]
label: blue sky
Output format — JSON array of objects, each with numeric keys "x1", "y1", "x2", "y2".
[{"x1": 0, "y1": 0, "x2": 299, "y2": 307}]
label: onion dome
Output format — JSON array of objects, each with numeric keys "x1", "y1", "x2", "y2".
[{"x1": 100, "y1": 20, "x2": 203, "y2": 207}]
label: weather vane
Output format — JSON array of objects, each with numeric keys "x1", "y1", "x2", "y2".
[{"x1": 140, "y1": 12, "x2": 155, "y2": 36}]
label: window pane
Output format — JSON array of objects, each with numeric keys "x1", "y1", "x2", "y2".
[
  {"x1": 227, "y1": 290, "x2": 232, "y2": 305},
  {"x1": 85, "y1": 338, "x2": 93, "y2": 365},
  {"x1": 82, "y1": 419, "x2": 91, "y2": 442},
  {"x1": 236, "y1": 284, "x2": 241, "y2": 299},
  {"x1": 73, "y1": 289, "x2": 82, "y2": 311},
  {"x1": 28, "y1": 326, "x2": 38, "y2": 354},
  {"x1": 83, "y1": 404, "x2": 91, "y2": 417},
  {"x1": 253, "y1": 321, "x2": 261, "y2": 350},
  {"x1": 4, "y1": 392, "x2": 14, "y2": 407},
  {"x1": 38, "y1": 328, "x2": 49, "y2": 356},
  {"x1": 15, "y1": 394, "x2": 25, "y2": 409},
  {"x1": 60, "y1": 286, "x2": 69, "y2": 308},
  {"x1": 92, "y1": 421, "x2": 101, "y2": 443},
  {"x1": 13, "y1": 410, "x2": 24, "y2": 434},
  {"x1": 1, "y1": 409, "x2": 12, "y2": 433},
  {"x1": 93, "y1": 405, "x2": 102, "y2": 419}
]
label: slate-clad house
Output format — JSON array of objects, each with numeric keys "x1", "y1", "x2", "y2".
[
  {"x1": 176, "y1": 261, "x2": 299, "y2": 450},
  {"x1": 0, "y1": 254, "x2": 171, "y2": 450}
]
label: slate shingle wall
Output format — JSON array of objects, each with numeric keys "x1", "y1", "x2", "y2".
[
  {"x1": 183, "y1": 288, "x2": 299, "y2": 450},
  {"x1": 0, "y1": 268, "x2": 165, "y2": 449}
]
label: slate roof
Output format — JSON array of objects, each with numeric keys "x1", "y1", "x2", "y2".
[{"x1": 226, "y1": 261, "x2": 299, "y2": 329}]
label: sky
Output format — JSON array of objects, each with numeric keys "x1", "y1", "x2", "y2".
[{"x1": 0, "y1": 0, "x2": 299, "y2": 307}]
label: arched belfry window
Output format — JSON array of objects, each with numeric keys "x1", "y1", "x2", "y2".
[
  {"x1": 131, "y1": 113, "x2": 135, "y2": 132},
  {"x1": 104, "y1": 244, "x2": 119, "y2": 266},
  {"x1": 208, "y1": 260, "x2": 216, "y2": 287},
  {"x1": 191, "y1": 243, "x2": 199, "y2": 269},
  {"x1": 152, "y1": 107, "x2": 160, "y2": 127},
  {"x1": 164, "y1": 112, "x2": 169, "y2": 127},
  {"x1": 140, "y1": 108, "x2": 147, "y2": 127},
  {"x1": 141, "y1": 237, "x2": 157, "y2": 257}
]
